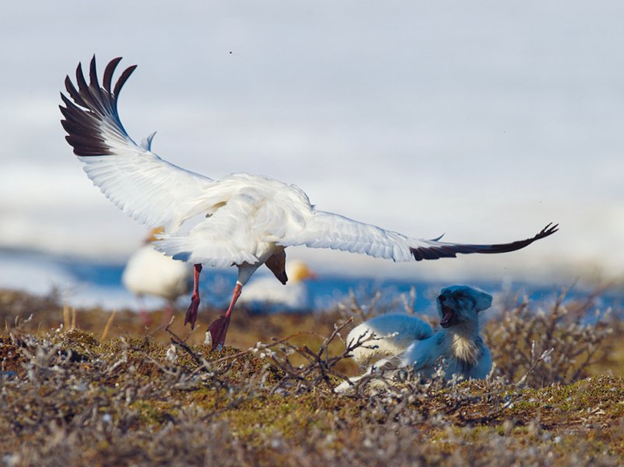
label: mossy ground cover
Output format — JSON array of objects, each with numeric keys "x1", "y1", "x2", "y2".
[{"x1": 0, "y1": 287, "x2": 623, "y2": 466}]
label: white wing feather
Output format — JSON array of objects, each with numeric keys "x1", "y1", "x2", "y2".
[
  {"x1": 60, "y1": 57, "x2": 216, "y2": 232},
  {"x1": 79, "y1": 153, "x2": 215, "y2": 232},
  {"x1": 279, "y1": 210, "x2": 427, "y2": 262},
  {"x1": 61, "y1": 57, "x2": 558, "y2": 267},
  {"x1": 280, "y1": 209, "x2": 559, "y2": 262}
]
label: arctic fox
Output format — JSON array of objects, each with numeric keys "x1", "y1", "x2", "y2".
[
  {"x1": 347, "y1": 313, "x2": 434, "y2": 367},
  {"x1": 338, "y1": 285, "x2": 493, "y2": 391}
]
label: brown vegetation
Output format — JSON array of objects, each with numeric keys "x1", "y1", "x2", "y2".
[{"x1": 0, "y1": 286, "x2": 622, "y2": 466}]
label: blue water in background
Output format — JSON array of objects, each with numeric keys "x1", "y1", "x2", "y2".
[
  {"x1": 58, "y1": 258, "x2": 507, "y2": 310},
  {"x1": 1, "y1": 249, "x2": 622, "y2": 319},
  {"x1": 56, "y1": 256, "x2": 623, "y2": 318}
]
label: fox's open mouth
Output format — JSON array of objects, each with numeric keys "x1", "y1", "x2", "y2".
[{"x1": 440, "y1": 304, "x2": 454, "y2": 328}]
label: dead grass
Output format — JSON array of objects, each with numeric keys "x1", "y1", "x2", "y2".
[{"x1": 0, "y1": 286, "x2": 623, "y2": 466}]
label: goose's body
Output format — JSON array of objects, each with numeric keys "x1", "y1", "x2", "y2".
[
  {"x1": 238, "y1": 260, "x2": 316, "y2": 312},
  {"x1": 122, "y1": 234, "x2": 192, "y2": 324},
  {"x1": 60, "y1": 56, "x2": 558, "y2": 350},
  {"x1": 123, "y1": 244, "x2": 192, "y2": 301}
]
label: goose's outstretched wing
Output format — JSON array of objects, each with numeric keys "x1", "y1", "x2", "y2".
[
  {"x1": 60, "y1": 56, "x2": 215, "y2": 231},
  {"x1": 279, "y1": 210, "x2": 558, "y2": 262}
]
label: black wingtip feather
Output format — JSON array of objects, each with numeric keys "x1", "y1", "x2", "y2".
[
  {"x1": 64, "y1": 75, "x2": 88, "y2": 109},
  {"x1": 410, "y1": 223, "x2": 559, "y2": 261},
  {"x1": 102, "y1": 57, "x2": 123, "y2": 93},
  {"x1": 88, "y1": 56, "x2": 105, "y2": 103},
  {"x1": 75, "y1": 62, "x2": 89, "y2": 96},
  {"x1": 89, "y1": 56, "x2": 99, "y2": 89},
  {"x1": 60, "y1": 56, "x2": 138, "y2": 157},
  {"x1": 113, "y1": 64, "x2": 137, "y2": 97}
]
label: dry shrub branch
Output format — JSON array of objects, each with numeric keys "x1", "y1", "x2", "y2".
[{"x1": 486, "y1": 288, "x2": 614, "y2": 387}]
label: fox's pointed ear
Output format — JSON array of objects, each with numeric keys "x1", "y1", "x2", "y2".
[{"x1": 474, "y1": 290, "x2": 492, "y2": 312}]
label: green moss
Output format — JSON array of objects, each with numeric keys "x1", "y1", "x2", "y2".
[
  {"x1": 131, "y1": 400, "x2": 177, "y2": 427},
  {"x1": 218, "y1": 393, "x2": 357, "y2": 443}
]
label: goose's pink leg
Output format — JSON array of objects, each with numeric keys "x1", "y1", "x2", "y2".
[
  {"x1": 137, "y1": 295, "x2": 152, "y2": 327},
  {"x1": 207, "y1": 282, "x2": 242, "y2": 351},
  {"x1": 184, "y1": 264, "x2": 203, "y2": 328},
  {"x1": 161, "y1": 301, "x2": 175, "y2": 326},
  {"x1": 139, "y1": 310, "x2": 152, "y2": 327}
]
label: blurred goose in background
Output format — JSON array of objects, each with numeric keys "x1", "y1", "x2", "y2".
[
  {"x1": 237, "y1": 260, "x2": 317, "y2": 312},
  {"x1": 59, "y1": 56, "x2": 558, "y2": 351},
  {"x1": 122, "y1": 227, "x2": 193, "y2": 325}
]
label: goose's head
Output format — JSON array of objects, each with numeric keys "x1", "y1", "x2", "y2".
[
  {"x1": 286, "y1": 261, "x2": 318, "y2": 284},
  {"x1": 144, "y1": 226, "x2": 165, "y2": 244}
]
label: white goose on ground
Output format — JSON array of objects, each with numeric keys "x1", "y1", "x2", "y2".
[
  {"x1": 59, "y1": 56, "x2": 558, "y2": 350},
  {"x1": 237, "y1": 260, "x2": 317, "y2": 312},
  {"x1": 122, "y1": 227, "x2": 192, "y2": 325}
]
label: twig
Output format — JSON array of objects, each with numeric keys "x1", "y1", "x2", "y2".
[{"x1": 101, "y1": 309, "x2": 117, "y2": 341}]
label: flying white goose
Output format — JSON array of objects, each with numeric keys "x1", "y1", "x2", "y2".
[
  {"x1": 59, "y1": 56, "x2": 558, "y2": 350},
  {"x1": 122, "y1": 227, "x2": 193, "y2": 325},
  {"x1": 237, "y1": 260, "x2": 317, "y2": 312}
]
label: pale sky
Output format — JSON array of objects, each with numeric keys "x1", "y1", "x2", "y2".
[{"x1": 1, "y1": 1, "x2": 623, "y2": 284}]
